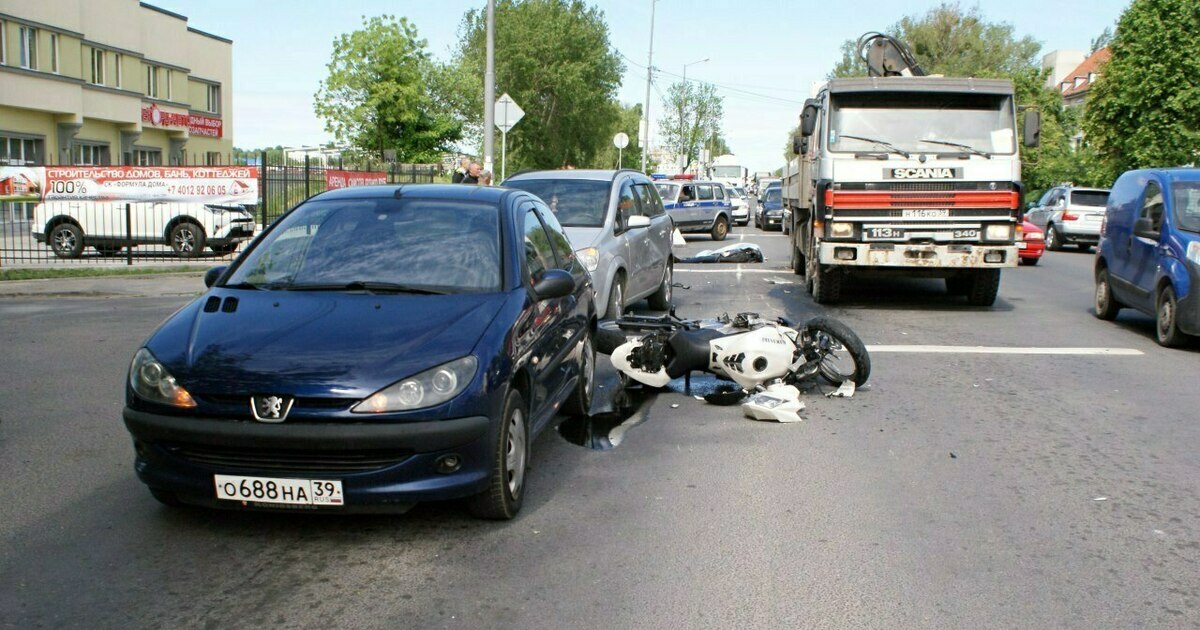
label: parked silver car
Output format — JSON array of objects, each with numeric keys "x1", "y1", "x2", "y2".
[
  {"x1": 504, "y1": 169, "x2": 674, "y2": 319},
  {"x1": 1025, "y1": 186, "x2": 1110, "y2": 251}
]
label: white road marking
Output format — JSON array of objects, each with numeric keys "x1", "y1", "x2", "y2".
[
  {"x1": 867, "y1": 345, "x2": 1143, "y2": 356},
  {"x1": 675, "y1": 268, "x2": 793, "y2": 274}
]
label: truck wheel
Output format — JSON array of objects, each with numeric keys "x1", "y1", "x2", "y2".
[
  {"x1": 711, "y1": 216, "x2": 729, "y2": 241},
  {"x1": 791, "y1": 245, "x2": 804, "y2": 276},
  {"x1": 811, "y1": 265, "x2": 842, "y2": 304},
  {"x1": 966, "y1": 269, "x2": 1001, "y2": 306},
  {"x1": 1155, "y1": 285, "x2": 1187, "y2": 347},
  {"x1": 945, "y1": 277, "x2": 969, "y2": 296},
  {"x1": 50, "y1": 224, "x2": 85, "y2": 259}
]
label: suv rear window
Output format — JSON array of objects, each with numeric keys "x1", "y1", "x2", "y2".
[
  {"x1": 1071, "y1": 190, "x2": 1110, "y2": 207},
  {"x1": 504, "y1": 179, "x2": 609, "y2": 228}
]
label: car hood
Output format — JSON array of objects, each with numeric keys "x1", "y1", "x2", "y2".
[
  {"x1": 564, "y1": 226, "x2": 606, "y2": 250},
  {"x1": 146, "y1": 289, "x2": 508, "y2": 398}
]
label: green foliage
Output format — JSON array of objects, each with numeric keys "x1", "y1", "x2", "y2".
[
  {"x1": 659, "y1": 81, "x2": 724, "y2": 168},
  {"x1": 452, "y1": 0, "x2": 625, "y2": 171},
  {"x1": 1090, "y1": 26, "x2": 1114, "y2": 54},
  {"x1": 314, "y1": 16, "x2": 461, "y2": 163},
  {"x1": 1084, "y1": 0, "x2": 1200, "y2": 183},
  {"x1": 594, "y1": 102, "x2": 644, "y2": 170}
]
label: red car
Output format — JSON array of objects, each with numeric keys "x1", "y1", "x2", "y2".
[{"x1": 1017, "y1": 219, "x2": 1045, "y2": 265}]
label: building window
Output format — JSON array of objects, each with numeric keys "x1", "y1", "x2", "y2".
[
  {"x1": 50, "y1": 33, "x2": 59, "y2": 73},
  {"x1": 167, "y1": 69, "x2": 173, "y2": 100},
  {"x1": 0, "y1": 134, "x2": 45, "y2": 166},
  {"x1": 73, "y1": 142, "x2": 110, "y2": 166},
  {"x1": 206, "y1": 84, "x2": 220, "y2": 113},
  {"x1": 19, "y1": 26, "x2": 38, "y2": 70},
  {"x1": 0, "y1": 21, "x2": 7, "y2": 65},
  {"x1": 145, "y1": 64, "x2": 158, "y2": 98},
  {"x1": 114, "y1": 53, "x2": 122, "y2": 87},
  {"x1": 90, "y1": 48, "x2": 105, "y2": 85},
  {"x1": 133, "y1": 148, "x2": 162, "y2": 166}
]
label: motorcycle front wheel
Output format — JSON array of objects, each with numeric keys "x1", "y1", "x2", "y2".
[{"x1": 804, "y1": 317, "x2": 871, "y2": 387}]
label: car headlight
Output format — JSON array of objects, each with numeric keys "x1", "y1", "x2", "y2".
[
  {"x1": 353, "y1": 356, "x2": 478, "y2": 413},
  {"x1": 1024, "y1": 232, "x2": 1044, "y2": 241},
  {"x1": 129, "y1": 348, "x2": 196, "y2": 408},
  {"x1": 985, "y1": 224, "x2": 1013, "y2": 241},
  {"x1": 830, "y1": 222, "x2": 854, "y2": 238},
  {"x1": 576, "y1": 247, "x2": 599, "y2": 273},
  {"x1": 1187, "y1": 242, "x2": 1200, "y2": 267}
]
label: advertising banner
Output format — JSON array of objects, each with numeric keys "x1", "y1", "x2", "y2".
[
  {"x1": 0, "y1": 166, "x2": 258, "y2": 204},
  {"x1": 141, "y1": 104, "x2": 224, "y2": 138},
  {"x1": 325, "y1": 170, "x2": 387, "y2": 190}
]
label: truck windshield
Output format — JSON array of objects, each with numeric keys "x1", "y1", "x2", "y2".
[
  {"x1": 712, "y1": 166, "x2": 743, "y2": 178},
  {"x1": 828, "y1": 92, "x2": 1016, "y2": 156}
]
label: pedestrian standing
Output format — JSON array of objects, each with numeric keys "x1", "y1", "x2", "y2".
[
  {"x1": 480, "y1": 170, "x2": 493, "y2": 186},
  {"x1": 461, "y1": 162, "x2": 482, "y2": 184},
  {"x1": 451, "y1": 157, "x2": 470, "y2": 184}
]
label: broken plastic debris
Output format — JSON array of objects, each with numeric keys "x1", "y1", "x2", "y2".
[
  {"x1": 670, "y1": 403, "x2": 679, "y2": 409},
  {"x1": 1093, "y1": 496, "x2": 1108, "y2": 502},
  {"x1": 765, "y1": 278, "x2": 794, "y2": 285},
  {"x1": 825, "y1": 381, "x2": 856, "y2": 398}
]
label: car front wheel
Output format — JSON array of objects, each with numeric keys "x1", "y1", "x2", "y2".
[
  {"x1": 50, "y1": 224, "x2": 85, "y2": 258},
  {"x1": 711, "y1": 216, "x2": 729, "y2": 241},
  {"x1": 170, "y1": 222, "x2": 206, "y2": 257},
  {"x1": 468, "y1": 389, "x2": 528, "y2": 519}
]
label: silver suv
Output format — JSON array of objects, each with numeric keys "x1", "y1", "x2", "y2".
[
  {"x1": 504, "y1": 169, "x2": 674, "y2": 319},
  {"x1": 1026, "y1": 186, "x2": 1110, "y2": 251}
]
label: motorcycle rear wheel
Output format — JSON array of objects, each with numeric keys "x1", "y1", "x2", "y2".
[{"x1": 803, "y1": 316, "x2": 871, "y2": 387}]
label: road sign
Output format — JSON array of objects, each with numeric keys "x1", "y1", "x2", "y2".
[
  {"x1": 494, "y1": 93, "x2": 525, "y2": 133},
  {"x1": 613, "y1": 132, "x2": 629, "y2": 149}
]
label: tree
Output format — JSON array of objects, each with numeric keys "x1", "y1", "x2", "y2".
[
  {"x1": 594, "y1": 103, "x2": 644, "y2": 170},
  {"x1": 1084, "y1": 0, "x2": 1200, "y2": 183},
  {"x1": 826, "y1": 3, "x2": 1080, "y2": 199},
  {"x1": 314, "y1": 16, "x2": 461, "y2": 163},
  {"x1": 1090, "y1": 26, "x2": 1114, "y2": 54},
  {"x1": 659, "y1": 81, "x2": 724, "y2": 169},
  {"x1": 451, "y1": 0, "x2": 624, "y2": 171}
]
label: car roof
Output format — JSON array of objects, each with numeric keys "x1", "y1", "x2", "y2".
[
  {"x1": 1157, "y1": 168, "x2": 1200, "y2": 183},
  {"x1": 311, "y1": 183, "x2": 512, "y2": 203},
  {"x1": 505, "y1": 169, "x2": 643, "y2": 183}
]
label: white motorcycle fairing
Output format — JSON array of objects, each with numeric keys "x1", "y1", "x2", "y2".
[
  {"x1": 742, "y1": 383, "x2": 805, "y2": 423},
  {"x1": 707, "y1": 325, "x2": 798, "y2": 390},
  {"x1": 610, "y1": 339, "x2": 672, "y2": 388}
]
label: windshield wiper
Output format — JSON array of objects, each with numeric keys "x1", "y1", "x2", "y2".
[
  {"x1": 287, "y1": 281, "x2": 450, "y2": 295},
  {"x1": 839, "y1": 135, "x2": 911, "y2": 158},
  {"x1": 921, "y1": 138, "x2": 992, "y2": 159}
]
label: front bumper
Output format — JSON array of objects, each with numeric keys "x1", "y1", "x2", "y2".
[
  {"x1": 209, "y1": 222, "x2": 256, "y2": 246},
  {"x1": 124, "y1": 408, "x2": 494, "y2": 511},
  {"x1": 1018, "y1": 240, "x2": 1045, "y2": 259},
  {"x1": 818, "y1": 243, "x2": 1018, "y2": 268}
]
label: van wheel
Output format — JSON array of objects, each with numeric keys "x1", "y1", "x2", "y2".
[
  {"x1": 1094, "y1": 268, "x2": 1121, "y2": 320},
  {"x1": 468, "y1": 389, "x2": 528, "y2": 519},
  {"x1": 50, "y1": 224, "x2": 85, "y2": 258},
  {"x1": 711, "y1": 216, "x2": 729, "y2": 241},
  {"x1": 1156, "y1": 286, "x2": 1187, "y2": 347},
  {"x1": 170, "y1": 222, "x2": 206, "y2": 257}
]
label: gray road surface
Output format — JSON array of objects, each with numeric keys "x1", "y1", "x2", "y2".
[{"x1": 1, "y1": 225, "x2": 1197, "y2": 629}]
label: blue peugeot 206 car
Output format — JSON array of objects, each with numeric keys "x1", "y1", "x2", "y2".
[{"x1": 123, "y1": 184, "x2": 595, "y2": 519}]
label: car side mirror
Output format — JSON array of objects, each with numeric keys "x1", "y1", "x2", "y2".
[
  {"x1": 532, "y1": 268, "x2": 576, "y2": 300},
  {"x1": 626, "y1": 214, "x2": 651, "y2": 229},
  {"x1": 1133, "y1": 217, "x2": 1160, "y2": 240},
  {"x1": 204, "y1": 266, "x2": 227, "y2": 288},
  {"x1": 1023, "y1": 110, "x2": 1041, "y2": 148}
]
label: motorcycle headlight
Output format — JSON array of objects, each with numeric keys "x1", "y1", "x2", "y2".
[
  {"x1": 576, "y1": 247, "x2": 600, "y2": 273},
  {"x1": 985, "y1": 224, "x2": 1013, "y2": 241},
  {"x1": 830, "y1": 222, "x2": 854, "y2": 238},
  {"x1": 352, "y1": 356, "x2": 478, "y2": 413},
  {"x1": 129, "y1": 348, "x2": 196, "y2": 408}
]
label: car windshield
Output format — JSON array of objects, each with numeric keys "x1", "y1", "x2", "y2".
[
  {"x1": 654, "y1": 182, "x2": 679, "y2": 202},
  {"x1": 764, "y1": 189, "x2": 781, "y2": 204},
  {"x1": 1172, "y1": 182, "x2": 1200, "y2": 233},
  {"x1": 1071, "y1": 190, "x2": 1110, "y2": 207},
  {"x1": 733, "y1": 187, "x2": 746, "y2": 197},
  {"x1": 503, "y1": 178, "x2": 609, "y2": 227},
  {"x1": 829, "y1": 91, "x2": 1016, "y2": 155},
  {"x1": 712, "y1": 165, "x2": 743, "y2": 178},
  {"x1": 225, "y1": 198, "x2": 502, "y2": 293}
]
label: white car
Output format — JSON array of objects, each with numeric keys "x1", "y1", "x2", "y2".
[
  {"x1": 33, "y1": 200, "x2": 256, "y2": 258},
  {"x1": 725, "y1": 185, "x2": 750, "y2": 226}
]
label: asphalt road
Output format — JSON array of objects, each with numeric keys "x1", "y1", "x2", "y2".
[{"x1": 1, "y1": 223, "x2": 1197, "y2": 629}]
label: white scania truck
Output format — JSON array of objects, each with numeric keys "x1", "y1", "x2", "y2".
[{"x1": 783, "y1": 33, "x2": 1040, "y2": 306}]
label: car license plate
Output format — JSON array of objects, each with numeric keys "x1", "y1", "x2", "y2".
[
  {"x1": 214, "y1": 474, "x2": 344, "y2": 506},
  {"x1": 866, "y1": 227, "x2": 904, "y2": 239},
  {"x1": 901, "y1": 209, "x2": 949, "y2": 218}
]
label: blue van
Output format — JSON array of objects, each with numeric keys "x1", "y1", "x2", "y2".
[{"x1": 1094, "y1": 168, "x2": 1200, "y2": 347}]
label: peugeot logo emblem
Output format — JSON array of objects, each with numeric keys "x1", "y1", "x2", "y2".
[{"x1": 251, "y1": 395, "x2": 293, "y2": 423}]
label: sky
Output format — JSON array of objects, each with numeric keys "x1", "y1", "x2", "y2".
[{"x1": 156, "y1": 0, "x2": 1130, "y2": 173}]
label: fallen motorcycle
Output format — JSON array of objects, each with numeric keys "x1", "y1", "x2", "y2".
[{"x1": 596, "y1": 312, "x2": 870, "y2": 423}]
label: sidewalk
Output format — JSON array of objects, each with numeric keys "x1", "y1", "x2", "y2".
[{"x1": 0, "y1": 271, "x2": 207, "y2": 299}]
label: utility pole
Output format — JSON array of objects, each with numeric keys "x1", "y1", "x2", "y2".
[
  {"x1": 640, "y1": 0, "x2": 657, "y2": 173},
  {"x1": 483, "y1": 0, "x2": 496, "y2": 176},
  {"x1": 681, "y1": 57, "x2": 709, "y2": 174}
]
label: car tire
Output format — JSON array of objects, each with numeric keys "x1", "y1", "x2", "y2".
[
  {"x1": 647, "y1": 261, "x2": 673, "y2": 310},
  {"x1": 468, "y1": 389, "x2": 528, "y2": 520},
  {"x1": 711, "y1": 216, "x2": 729, "y2": 241},
  {"x1": 1094, "y1": 268, "x2": 1122, "y2": 321},
  {"x1": 1156, "y1": 285, "x2": 1188, "y2": 348},
  {"x1": 149, "y1": 487, "x2": 184, "y2": 507},
  {"x1": 1046, "y1": 225, "x2": 1062, "y2": 251},
  {"x1": 562, "y1": 330, "x2": 595, "y2": 416},
  {"x1": 1018, "y1": 257, "x2": 1039, "y2": 266},
  {"x1": 605, "y1": 274, "x2": 625, "y2": 320},
  {"x1": 50, "y1": 223, "x2": 85, "y2": 259},
  {"x1": 966, "y1": 269, "x2": 1001, "y2": 306},
  {"x1": 170, "y1": 222, "x2": 206, "y2": 258}
]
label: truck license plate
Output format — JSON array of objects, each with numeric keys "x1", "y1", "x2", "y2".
[
  {"x1": 901, "y1": 209, "x2": 950, "y2": 218},
  {"x1": 866, "y1": 227, "x2": 904, "y2": 239},
  {"x1": 214, "y1": 474, "x2": 344, "y2": 506}
]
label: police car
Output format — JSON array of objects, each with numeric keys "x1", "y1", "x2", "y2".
[{"x1": 653, "y1": 175, "x2": 734, "y2": 241}]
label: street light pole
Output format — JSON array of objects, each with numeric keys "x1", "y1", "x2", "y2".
[
  {"x1": 483, "y1": 0, "x2": 495, "y2": 176},
  {"x1": 640, "y1": 0, "x2": 657, "y2": 173},
  {"x1": 681, "y1": 57, "x2": 709, "y2": 174}
]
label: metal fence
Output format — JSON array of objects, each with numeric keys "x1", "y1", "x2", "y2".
[{"x1": 0, "y1": 151, "x2": 440, "y2": 267}]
